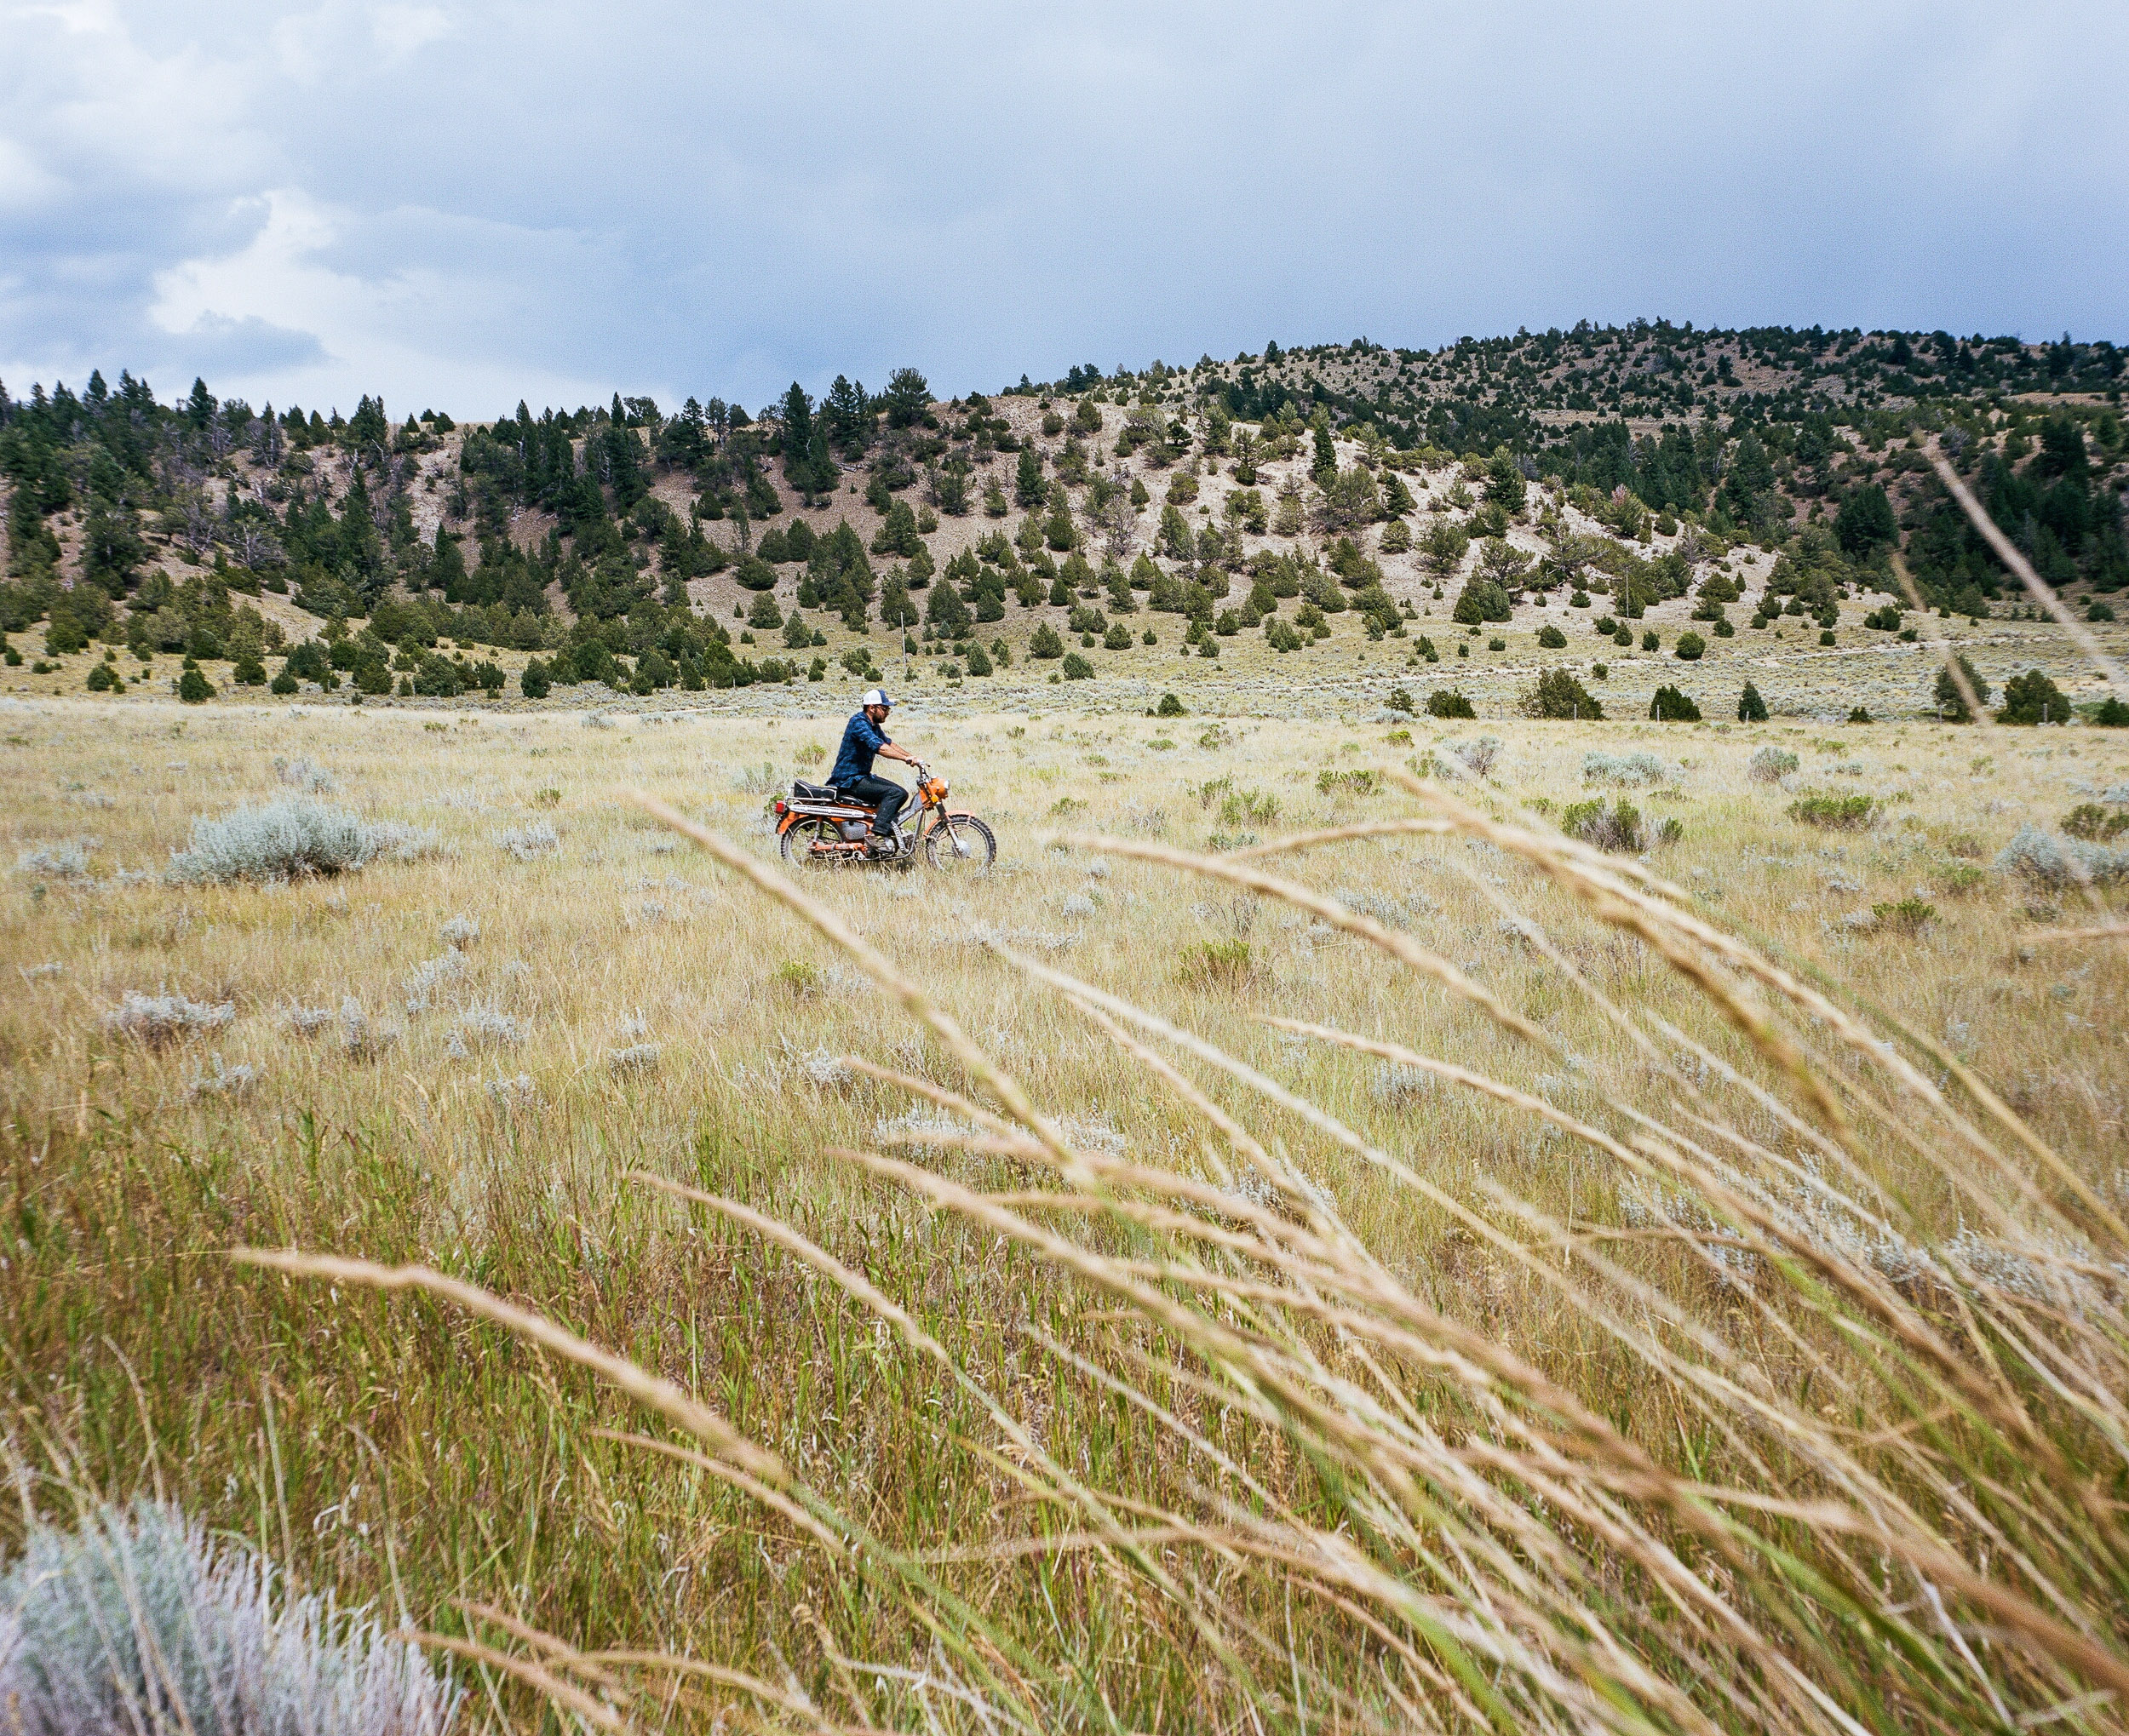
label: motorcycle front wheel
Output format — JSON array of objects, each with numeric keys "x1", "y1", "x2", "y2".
[{"x1": 923, "y1": 815, "x2": 996, "y2": 875}]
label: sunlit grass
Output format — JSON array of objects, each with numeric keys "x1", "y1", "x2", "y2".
[{"x1": 6, "y1": 689, "x2": 2129, "y2": 1730}]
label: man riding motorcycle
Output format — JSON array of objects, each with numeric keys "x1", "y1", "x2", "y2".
[{"x1": 830, "y1": 688, "x2": 919, "y2": 854}]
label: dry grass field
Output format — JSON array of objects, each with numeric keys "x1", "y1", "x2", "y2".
[{"x1": 7, "y1": 686, "x2": 2129, "y2": 1732}]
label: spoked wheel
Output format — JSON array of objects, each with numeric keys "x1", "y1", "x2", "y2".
[
  {"x1": 781, "y1": 816, "x2": 857, "y2": 873},
  {"x1": 924, "y1": 815, "x2": 996, "y2": 875}
]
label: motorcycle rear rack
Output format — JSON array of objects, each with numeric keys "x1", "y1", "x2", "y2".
[{"x1": 786, "y1": 799, "x2": 877, "y2": 820}]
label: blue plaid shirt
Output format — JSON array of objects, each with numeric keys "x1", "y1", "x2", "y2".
[{"x1": 830, "y1": 712, "x2": 892, "y2": 786}]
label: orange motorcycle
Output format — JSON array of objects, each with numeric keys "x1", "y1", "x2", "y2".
[{"x1": 772, "y1": 763, "x2": 996, "y2": 874}]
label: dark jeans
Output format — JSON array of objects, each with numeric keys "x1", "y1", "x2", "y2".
[{"x1": 841, "y1": 773, "x2": 905, "y2": 839}]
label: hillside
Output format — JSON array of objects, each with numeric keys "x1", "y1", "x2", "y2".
[{"x1": 1, "y1": 324, "x2": 2124, "y2": 725}]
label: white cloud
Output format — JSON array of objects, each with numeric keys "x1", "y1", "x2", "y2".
[
  {"x1": 4, "y1": 0, "x2": 2126, "y2": 415},
  {"x1": 370, "y1": 3, "x2": 452, "y2": 59},
  {"x1": 146, "y1": 187, "x2": 613, "y2": 414},
  {"x1": 0, "y1": 136, "x2": 63, "y2": 214}
]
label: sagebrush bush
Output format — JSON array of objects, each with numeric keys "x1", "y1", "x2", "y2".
[
  {"x1": 450, "y1": 1000, "x2": 526, "y2": 1049},
  {"x1": 402, "y1": 950, "x2": 467, "y2": 1013},
  {"x1": 1747, "y1": 746, "x2": 1799, "y2": 783},
  {"x1": 1995, "y1": 822, "x2": 2129, "y2": 888},
  {"x1": 493, "y1": 820, "x2": 560, "y2": 862},
  {"x1": 0, "y1": 1498, "x2": 457, "y2": 1736},
  {"x1": 16, "y1": 840, "x2": 95, "y2": 879},
  {"x1": 1446, "y1": 736, "x2": 1501, "y2": 777},
  {"x1": 165, "y1": 800, "x2": 434, "y2": 885},
  {"x1": 187, "y1": 1054, "x2": 261, "y2": 1098},
  {"x1": 103, "y1": 990, "x2": 236, "y2": 1047},
  {"x1": 336, "y1": 997, "x2": 399, "y2": 1063},
  {"x1": 273, "y1": 755, "x2": 336, "y2": 794},
  {"x1": 1581, "y1": 750, "x2": 1668, "y2": 787}
]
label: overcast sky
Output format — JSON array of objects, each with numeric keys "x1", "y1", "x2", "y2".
[{"x1": 3, "y1": 0, "x2": 2125, "y2": 421}]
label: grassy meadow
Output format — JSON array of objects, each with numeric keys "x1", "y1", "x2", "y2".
[{"x1": 8, "y1": 687, "x2": 2129, "y2": 1732}]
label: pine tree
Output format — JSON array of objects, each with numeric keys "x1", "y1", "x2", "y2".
[
  {"x1": 1484, "y1": 448, "x2": 1527, "y2": 513},
  {"x1": 926, "y1": 579, "x2": 971, "y2": 637},
  {"x1": 884, "y1": 368, "x2": 931, "y2": 428},
  {"x1": 780, "y1": 383, "x2": 822, "y2": 499},
  {"x1": 1015, "y1": 447, "x2": 1044, "y2": 507},
  {"x1": 1835, "y1": 483, "x2": 1897, "y2": 557},
  {"x1": 823, "y1": 375, "x2": 869, "y2": 449},
  {"x1": 1737, "y1": 680, "x2": 1768, "y2": 722},
  {"x1": 348, "y1": 393, "x2": 388, "y2": 451},
  {"x1": 1722, "y1": 430, "x2": 1776, "y2": 517}
]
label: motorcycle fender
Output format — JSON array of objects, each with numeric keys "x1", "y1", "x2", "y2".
[{"x1": 944, "y1": 806, "x2": 980, "y2": 819}]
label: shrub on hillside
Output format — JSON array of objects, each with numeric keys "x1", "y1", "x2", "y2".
[
  {"x1": 1518, "y1": 668, "x2": 1602, "y2": 719},
  {"x1": 1426, "y1": 687, "x2": 1477, "y2": 719},
  {"x1": 1179, "y1": 939, "x2": 1254, "y2": 988},
  {"x1": 1871, "y1": 897, "x2": 1937, "y2": 937},
  {"x1": 1535, "y1": 623, "x2": 1567, "y2": 649},
  {"x1": 0, "y1": 1498, "x2": 456, "y2": 1736},
  {"x1": 1932, "y1": 656, "x2": 1989, "y2": 722},
  {"x1": 2063, "y1": 804, "x2": 2129, "y2": 843},
  {"x1": 1673, "y1": 631, "x2": 1706, "y2": 660},
  {"x1": 165, "y1": 799, "x2": 435, "y2": 885},
  {"x1": 1788, "y1": 793, "x2": 1878, "y2": 830},
  {"x1": 1996, "y1": 668, "x2": 2071, "y2": 725},
  {"x1": 1560, "y1": 797, "x2": 1681, "y2": 853},
  {"x1": 1737, "y1": 680, "x2": 1768, "y2": 721},
  {"x1": 1649, "y1": 685, "x2": 1701, "y2": 722},
  {"x1": 1030, "y1": 623, "x2": 1064, "y2": 659}
]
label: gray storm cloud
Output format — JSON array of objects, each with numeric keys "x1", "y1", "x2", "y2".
[{"x1": 2, "y1": 0, "x2": 2123, "y2": 417}]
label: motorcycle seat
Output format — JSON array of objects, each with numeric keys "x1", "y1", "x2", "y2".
[{"x1": 790, "y1": 780, "x2": 851, "y2": 802}]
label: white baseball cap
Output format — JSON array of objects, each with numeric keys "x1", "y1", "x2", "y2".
[{"x1": 861, "y1": 688, "x2": 892, "y2": 708}]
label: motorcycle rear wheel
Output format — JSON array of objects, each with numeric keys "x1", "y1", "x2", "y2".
[
  {"x1": 924, "y1": 814, "x2": 996, "y2": 875},
  {"x1": 781, "y1": 816, "x2": 856, "y2": 872}
]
